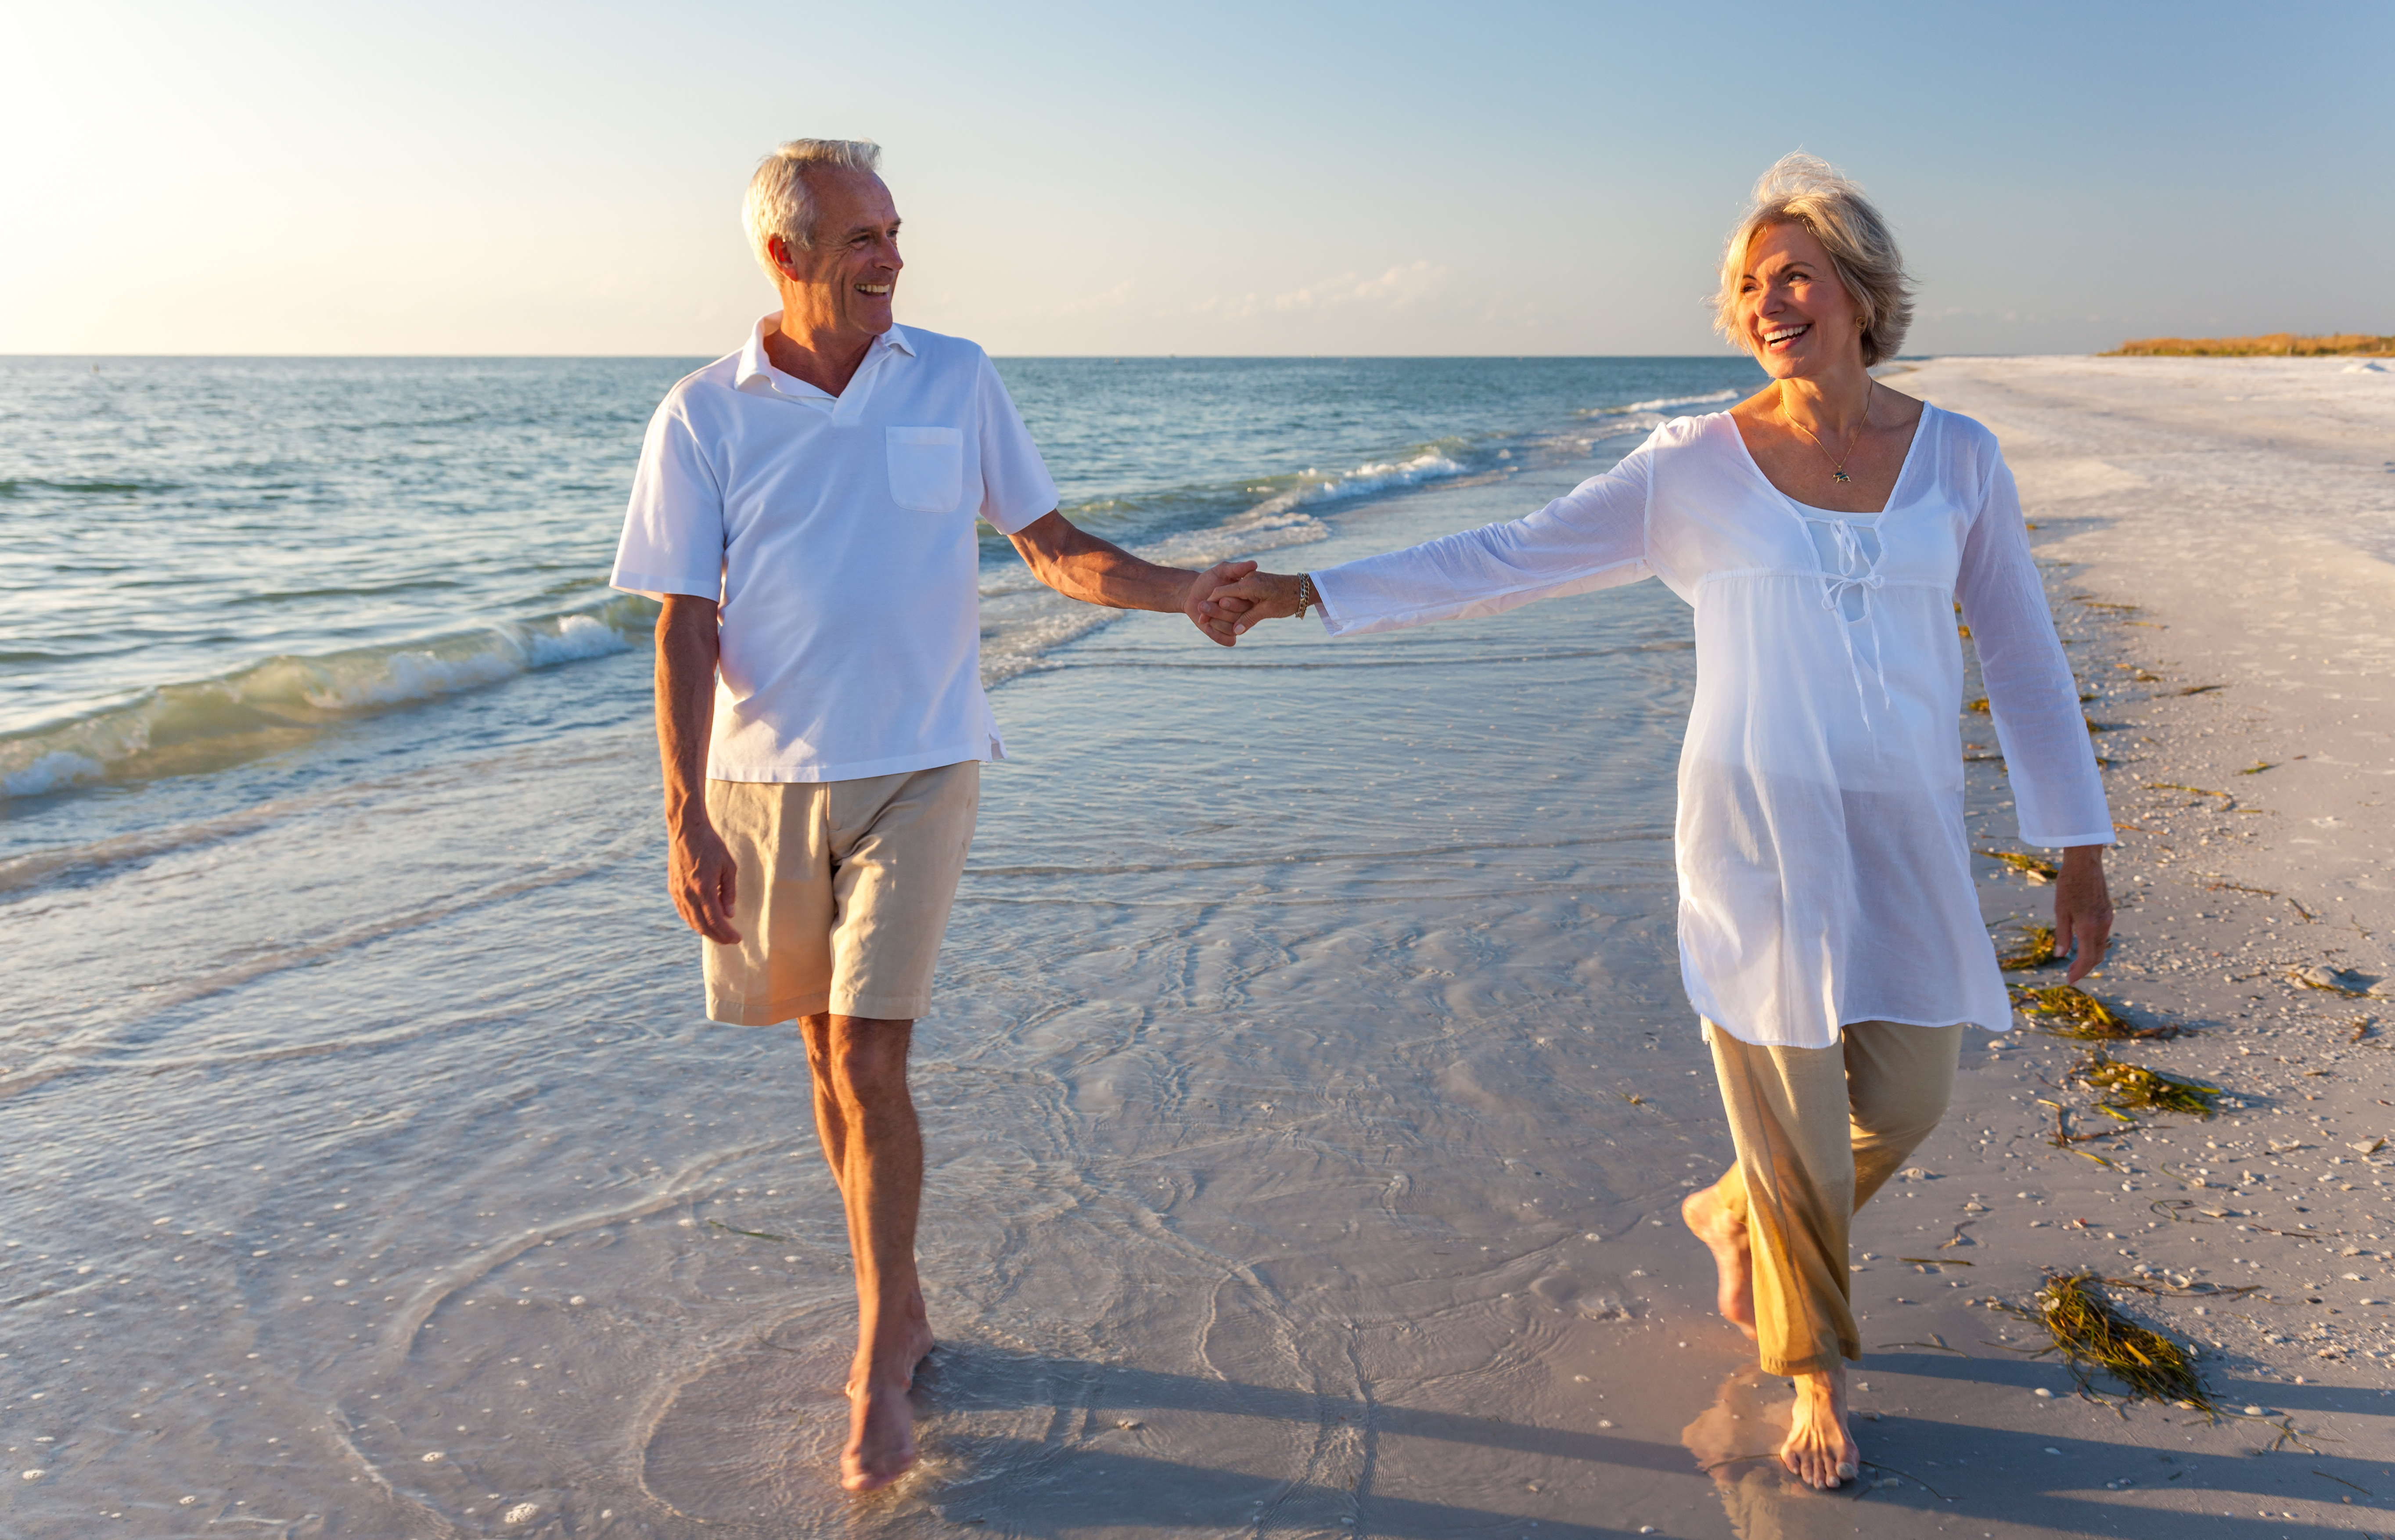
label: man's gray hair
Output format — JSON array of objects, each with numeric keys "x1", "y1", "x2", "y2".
[
  {"x1": 1713, "y1": 153, "x2": 1915, "y2": 368},
  {"x1": 742, "y1": 139, "x2": 883, "y2": 280}
]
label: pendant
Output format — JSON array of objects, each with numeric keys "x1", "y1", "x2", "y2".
[{"x1": 1832, "y1": 469, "x2": 1852, "y2": 483}]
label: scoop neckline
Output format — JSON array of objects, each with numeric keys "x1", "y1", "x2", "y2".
[{"x1": 1719, "y1": 400, "x2": 1936, "y2": 522}]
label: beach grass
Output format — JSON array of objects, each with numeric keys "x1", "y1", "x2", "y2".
[{"x1": 2104, "y1": 332, "x2": 2395, "y2": 357}]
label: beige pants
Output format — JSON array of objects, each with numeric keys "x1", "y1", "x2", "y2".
[
  {"x1": 703, "y1": 761, "x2": 979, "y2": 1025},
  {"x1": 1702, "y1": 1018, "x2": 1964, "y2": 1376}
]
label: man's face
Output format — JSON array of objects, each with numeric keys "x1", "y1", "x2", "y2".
[{"x1": 770, "y1": 168, "x2": 903, "y2": 339}]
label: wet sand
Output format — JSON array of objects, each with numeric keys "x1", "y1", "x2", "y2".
[{"x1": 4, "y1": 356, "x2": 2392, "y2": 1539}]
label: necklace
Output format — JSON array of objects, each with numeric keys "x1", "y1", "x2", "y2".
[{"x1": 1782, "y1": 388, "x2": 1871, "y2": 484}]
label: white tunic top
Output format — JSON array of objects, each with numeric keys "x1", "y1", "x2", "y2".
[
  {"x1": 1311, "y1": 406, "x2": 2112, "y2": 1048},
  {"x1": 611, "y1": 317, "x2": 1058, "y2": 783}
]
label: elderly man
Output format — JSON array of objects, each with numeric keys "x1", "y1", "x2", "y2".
[{"x1": 609, "y1": 138, "x2": 1249, "y2": 1493}]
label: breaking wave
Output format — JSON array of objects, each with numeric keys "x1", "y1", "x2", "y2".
[
  {"x1": 1580, "y1": 387, "x2": 1743, "y2": 427},
  {"x1": 1, "y1": 600, "x2": 650, "y2": 799}
]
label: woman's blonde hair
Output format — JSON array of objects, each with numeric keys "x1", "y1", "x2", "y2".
[{"x1": 1713, "y1": 153, "x2": 1914, "y2": 367}]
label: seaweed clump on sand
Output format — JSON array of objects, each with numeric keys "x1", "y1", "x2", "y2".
[
  {"x1": 2293, "y1": 964, "x2": 2372, "y2": 998},
  {"x1": 1979, "y1": 849, "x2": 2059, "y2": 884},
  {"x1": 2074, "y1": 1051, "x2": 2220, "y2": 1119},
  {"x1": 2024, "y1": 1272, "x2": 2214, "y2": 1411},
  {"x1": 1997, "y1": 924, "x2": 2058, "y2": 971},
  {"x1": 2010, "y1": 984, "x2": 2183, "y2": 1040}
]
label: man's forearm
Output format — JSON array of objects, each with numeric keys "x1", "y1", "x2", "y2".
[
  {"x1": 1009, "y1": 512, "x2": 1194, "y2": 612},
  {"x1": 655, "y1": 597, "x2": 720, "y2": 829},
  {"x1": 1050, "y1": 542, "x2": 1196, "y2": 611}
]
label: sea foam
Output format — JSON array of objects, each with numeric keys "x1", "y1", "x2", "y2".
[{"x1": 0, "y1": 605, "x2": 645, "y2": 799}]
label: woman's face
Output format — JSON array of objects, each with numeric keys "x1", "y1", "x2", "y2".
[{"x1": 1735, "y1": 220, "x2": 1864, "y2": 379}]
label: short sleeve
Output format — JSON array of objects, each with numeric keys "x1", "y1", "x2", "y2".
[
  {"x1": 974, "y1": 354, "x2": 1059, "y2": 536},
  {"x1": 610, "y1": 393, "x2": 726, "y2": 601}
]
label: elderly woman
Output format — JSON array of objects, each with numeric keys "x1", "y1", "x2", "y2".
[{"x1": 1205, "y1": 154, "x2": 2113, "y2": 1490}]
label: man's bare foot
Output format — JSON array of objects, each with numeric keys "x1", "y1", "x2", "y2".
[
  {"x1": 1780, "y1": 1367, "x2": 1860, "y2": 1490},
  {"x1": 899, "y1": 1285, "x2": 936, "y2": 1383},
  {"x1": 1681, "y1": 1185, "x2": 1757, "y2": 1338},
  {"x1": 839, "y1": 1367, "x2": 918, "y2": 1493},
  {"x1": 842, "y1": 1291, "x2": 935, "y2": 1493}
]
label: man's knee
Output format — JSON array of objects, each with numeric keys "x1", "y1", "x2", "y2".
[{"x1": 811, "y1": 1016, "x2": 913, "y2": 1106}]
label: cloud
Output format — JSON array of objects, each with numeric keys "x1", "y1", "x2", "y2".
[
  {"x1": 1194, "y1": 260, "x2": 1449, "y2": 323},
  {"x1": 1274, "y1": 260, "x2": 1447, "y2": 312},
  {"x1": 1040, "y1": 278, "x2": 1136, "y2": 318}
]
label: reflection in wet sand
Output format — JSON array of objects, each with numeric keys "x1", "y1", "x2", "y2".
[{"x1": 1682, "y1": 1366, "x2": 1865, "y2": 1540}]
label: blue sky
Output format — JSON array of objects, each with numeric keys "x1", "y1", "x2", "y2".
[{"x1": 6, "y1": 0, "x2": 2388, "y2": 356}]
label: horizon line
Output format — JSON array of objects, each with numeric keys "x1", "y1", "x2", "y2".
[{"x1": 0, "y1": 351, "x2": 1960, "y2": 363}]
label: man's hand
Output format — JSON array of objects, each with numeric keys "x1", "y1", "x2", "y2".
[
  {"x1": 1200, "y1": 569, "x2": 1308, "y2": 636},
  {"x1": 1183, "y1": 560, "x2": 1255, "y2": 646},
  {"x1": 669, "y1": 818, "x2": 743, "y2": 944},
  {"x1": 2054, "y1": 844, "x2": 2113, "y2": 984},
  {"x1": 654, "y1": 594, "x2": 743, "y2": 943}
]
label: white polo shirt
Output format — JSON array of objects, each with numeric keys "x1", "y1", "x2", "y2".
[{"x1": 611, "y1": 316, "x2": 1058, "y2": 783}]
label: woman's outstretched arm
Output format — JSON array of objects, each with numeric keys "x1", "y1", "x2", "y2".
[{"x1": 1206, "y1": 444, "x2": 1657, "y2": 637}]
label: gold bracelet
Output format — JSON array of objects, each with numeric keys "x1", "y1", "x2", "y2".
[{"x1": 1295, "y1": 574, "x2": 1319, "y2": 619}]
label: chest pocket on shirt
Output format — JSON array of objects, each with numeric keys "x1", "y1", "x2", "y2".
[{"x1": 886, "y1": 426, "x2": 964, "y2": 513}]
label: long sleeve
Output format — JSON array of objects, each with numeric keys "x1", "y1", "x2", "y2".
[
  {"x1": 1311, "y1": 442, "x2": 1655, "y2": 637},
  {"x1": 1955, "y1": 455, "x2": 2115, "y2": 848}
]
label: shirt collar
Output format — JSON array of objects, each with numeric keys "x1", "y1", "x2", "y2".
[{"x1": 737, "y1": 313, "x2": 915, "y2": 398}]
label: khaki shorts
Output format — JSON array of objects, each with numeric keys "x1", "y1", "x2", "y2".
[{"x1": 702, "y1": 761, "x2": 979, "y2": 1025}]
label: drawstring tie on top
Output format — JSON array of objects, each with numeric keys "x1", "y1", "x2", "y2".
[{"x1": 1818, "y1": 518, "x2": 1894, "y2": 722}]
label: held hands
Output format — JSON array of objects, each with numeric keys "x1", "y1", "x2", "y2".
[
  {"x1": 2053, "y1": 845, "x2": 2113, "y2": 984},
  {"x1": 1192, "y1": 569, "x2": 1309, "y2": 642},
  {"x1": 1182, "y1": 560, "x2": 1257, "y2": 646}
]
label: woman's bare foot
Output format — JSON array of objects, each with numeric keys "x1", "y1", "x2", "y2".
[
  {"x1": 840, "y1": 1366, "x2": 918, "y2": 1492},
  {"x1": 1681, "y1": 1185, "x2": 1757, "y2": 1338},
  {"x1": 1780, "y1": 1367, "x2": 1861, "y2": 1490}
]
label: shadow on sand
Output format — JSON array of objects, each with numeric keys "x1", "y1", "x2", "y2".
[
  {"x1": 1685, "y1": 1355, "x2": 2387, "y2": 1540},
  {"x1": 639, "y1": 1327, "x2": 2388, "y2": 1537}
]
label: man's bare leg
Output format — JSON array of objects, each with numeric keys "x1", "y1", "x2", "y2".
[
  {"x1": 799, "y1": 1014, "x2": 934, "y2": 1493},
  {"x1": 801, "y1": 1017, "x2": 933, "y2": 1352},
  {"x1": 1680, "y1": 1180, "x2": 1756, "y2": 1339},
  {"x1": 1781, "y1": 1364, "x2": 1860, "y2": 1489}
]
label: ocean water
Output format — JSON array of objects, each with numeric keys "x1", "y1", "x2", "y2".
[
  {"x1": 0, "y1": 355, "x2": 1755, "y2": 803},
  {"x1": 0, "y1": 353, "x2": 1845, "y2": 1538}
]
